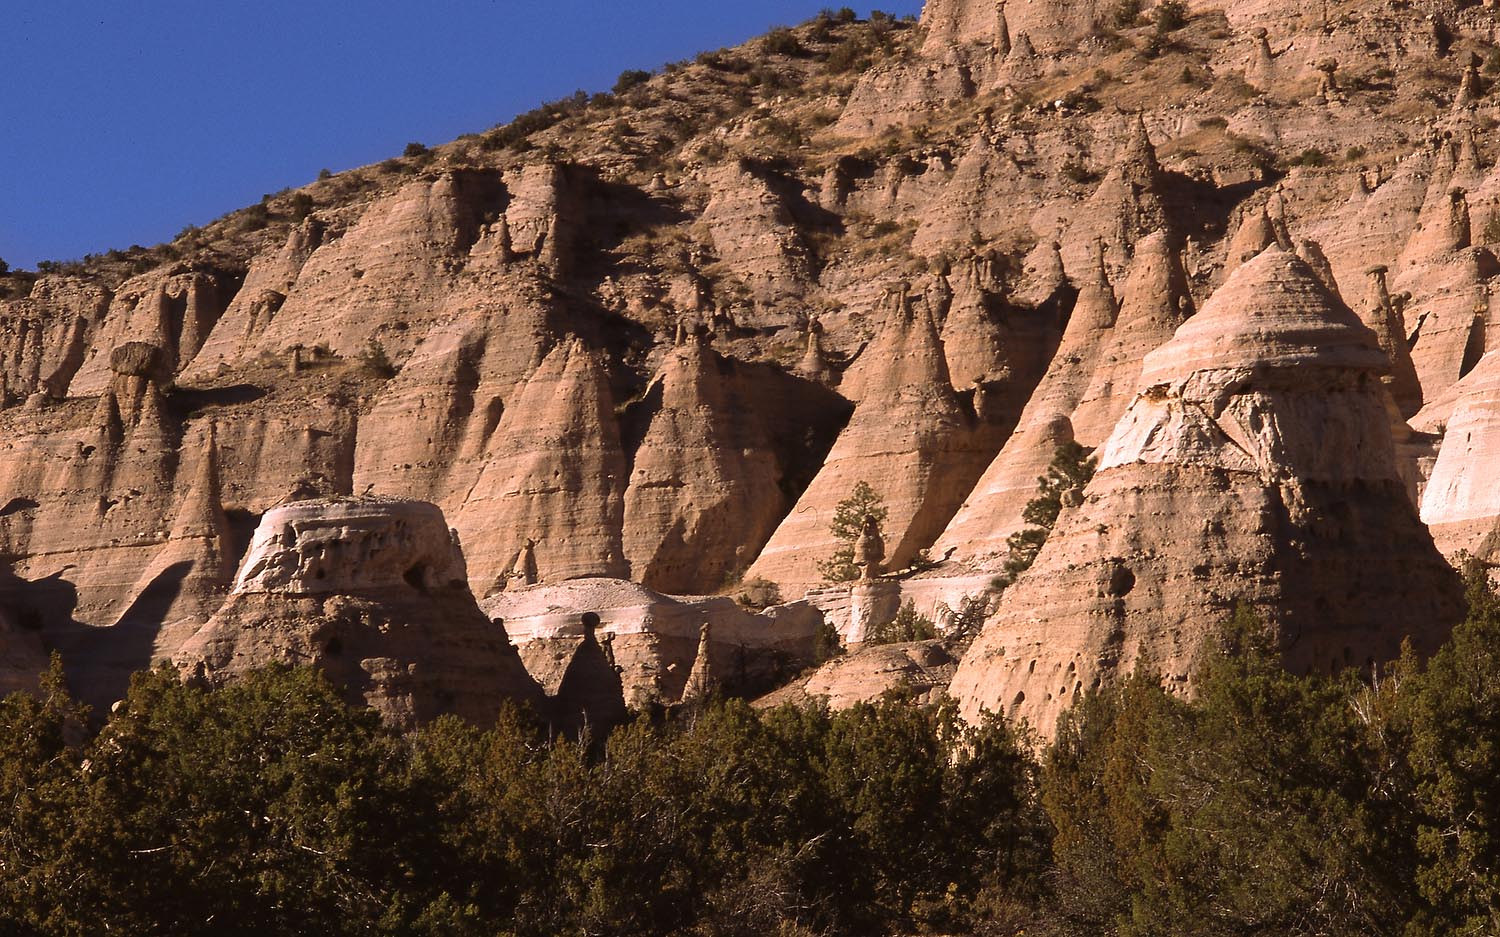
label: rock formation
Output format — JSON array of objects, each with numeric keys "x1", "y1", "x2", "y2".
[
  {"x1": 1419, "y1": 350, "x2": 1500, "y2": 559},
  {"x1": 746, "y1": 287, "x2": 997, "y2": 596},
  {"x1": 951, "y1": 249, "x2": 1464, "y2": 736},
  {"x1": 176, "y1": 498, "x2": 542, "y2": 727},
  {"x1": 1069, "y1": 230, "x2": 1195, "y2": 447},
  {"x1": 0, "y1": 607, "x2": 50, "y2": 696},
  {"x1": 483, "y1": 578, "x2": 822, "y2": 707},
  {"x1": 1060, "y1": 115, "x2": 1169, "y2": 278},
  {"x1": 622, "y1": 340, "x2": 785, "y2": 594},
  {"x1": 757, "y1": 639, "x2": 958, "y2": 710},
  {"x1": 3, "y1": 0, "x2": 1498, "y2": 727},
  {"x1": 454, "y1": 338, "x2": 629, "y2": 592}
]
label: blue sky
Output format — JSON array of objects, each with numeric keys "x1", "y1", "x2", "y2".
[{"x1": 1, "y1": 1, "x2": 923, "y2": 270}]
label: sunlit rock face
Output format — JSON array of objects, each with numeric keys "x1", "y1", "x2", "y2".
[
  {"x1": 176, "y1": 498, "x2": 542, "y2": 728},
  {"x1": 951, "y1": 248, "x2": 1464, "y2": 737}
]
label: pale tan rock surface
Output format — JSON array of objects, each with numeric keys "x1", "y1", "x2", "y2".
[
  {"x1": 756, "y1": 640, "x2": 958, "y2": 710},
  {"x1": 934, "y1": 233, "x2": 1193, "y2": 565},
  {"x1": 951, "y1": 249, "x2": 1463, "y2": 736},
  {"x1": 6, "y1": 0, "x2": 1500, "y2": 713},
  {"x1": 70, "y1": 269, "x2": 233, "y2": 395},
  {"x1": 0, "y1": 275, "x2": 109, "y2": 399},
  {"x1": 482, "y1": 578, "x2": 821, "y2": 707},
  {"x1": 176, "y1": 498, "x2": 542, "y2": 727},
  {"x1": 1069, "y1": 231, "x2": 1195, "y2": 447},
  {"x1": 180, "y1": 218, "x2": 326, "y2": 381},
  {"x1": 1420, "y1": 350, "x2": 1500, "y2": 558},
  {"x1": 745, "y1": 290, "x2": 999, "y2": 597},
  {"x1": 622, "y1": 340, "x2": 786, "y2": 593},
  {"x1": 453, "y1": 338, "x2": 630, "y2": 593}
]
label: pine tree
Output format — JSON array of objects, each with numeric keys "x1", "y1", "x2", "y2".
[
  {"x1": 999, "y1": 443, "x2": 1095, "y2": 586},
  {"x1": 818, "y1": 481, "x2": 888, "y2": 583}
]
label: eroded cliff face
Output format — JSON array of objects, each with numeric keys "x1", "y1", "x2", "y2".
[
  {"x1": 949, "y1": 249, "x2": 1464, "y2": 736},
  {"x1": 2, "y1": 0, "x2": 1497, "y2": 715},
  {"x1": 175, "y1": 498, "x2": 543, "y2": 728}
]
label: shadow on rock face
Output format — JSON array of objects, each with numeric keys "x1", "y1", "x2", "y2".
[{"x1": 551, "y1": 612, "x2": 628, "y2": 735}]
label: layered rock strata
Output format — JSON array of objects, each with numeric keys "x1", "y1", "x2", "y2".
[
  {"x1": 176, "y1": 498, "x2": 542, "y2": 727},
  {"x1": 951, "y1": 248, "x2": 1464, "y2": 736},
  {"x1": 483, "y1": 578, "x2": 822, "y2": 707}
]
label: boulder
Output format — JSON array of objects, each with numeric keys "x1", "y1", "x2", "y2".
[{"x1": 175, "y1": 498, "x2": 542, "y2": 728}]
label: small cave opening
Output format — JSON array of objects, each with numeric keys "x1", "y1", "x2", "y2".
[
  {"x1": 323, "y1": 636, "x2": 343, "y2": 657},
  {"x1": 403, "y1": 564, "x2": 428, "y2": 592}
]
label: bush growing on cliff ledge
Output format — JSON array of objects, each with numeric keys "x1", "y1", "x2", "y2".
[{"x1": 818, "y1": 480, "x2": 888, "y2": 583}]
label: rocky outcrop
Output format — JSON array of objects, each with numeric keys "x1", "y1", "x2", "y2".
[
  {"x1": 484, "y1": 578, "x2": 822, "y2": 707},
  {"x1": 935, "y1": 240, "x2": 1116, "y2": 562},
  {"x1": 951, "y1": 248, "x2": 1463, "y2": 736},
  {"x1": 1069, "y1": 230, "x2": 1195, "y2": 447},
  {"x1": 921, "y1": 0, "x2": 1103, "y2": 54},
  {"x1": 351, "y1": 284, "x2": 559, "y2": 508},
  {"x1": 70, "y1": 269, "x2": 234, "y2": 396},
  {"x1": 176, "y1": 498, "x2": 541, "y2": 727},
  {"x1": 622, "y1": 340, "x2": 786, "y2": 593},
  {"x1": 0, "y1": 275, "x2": 110, "y2": 400},
  {"x1": 181, "y1": 218, "x2": 325, "y2": 380},
  {"x1": 1060, "y1": 115, "x2": 1170, "y2": 278},
  {"x1": 1419, "y1": 351, "x2": 1500, "y2": 559},
  {"x1": 756, "y1": 640, "x2": 958, "y2": 710},
  {"x1": 746, "y1": 289, "x2": 997, "y2": 596},
  {"x1": 700, "y1": 161, "x2": 813, "y2": 304},
  {"x1": 454, "y1": 338, "x2": 629, "y2": 593},
  {"x1": 114, "y1": 422, "x2": 236, "y2": 663},
  {"x1": 247, "y1": 172, "x2": 506, "y2": 363},
  {"x1": 0, "y1": 607, "x2": 49, "y2": 696},
  {"x1": 1358, "y1": 265, "x2": 1424, "y2": 417}
]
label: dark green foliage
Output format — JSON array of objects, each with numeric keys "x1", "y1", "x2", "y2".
[
  {"x1": 1038, "y1": 587, "x2": 1500, "y2": 937},
  {"x1": 287, "y1": 192, "x2": 315, "y2": 223},
  {"x1": 237, "y1": 201, "x2": 270, "y2": 233},
  {"x1": 998, "y1": 443, "x2": 1096, "y2": 586},
  {"x1": 762, "y1": 27, "x2": 804, "y2": 57},
  {"x1": 865, "y1": 599, "x2": 938, "y2": 646},
  {"x1": 1153, "y1": 0, "x2": 1188, "y2": 32},
  {"x1": 818, "y1": 480, "x2": 887, "y2": 583},
  {"x1": 0, "y1": 257, "x2": 9, "y2": 276},
  {"x1": 1109, "y1": 0, "x2": 1143, "y2": 28},
  {"x1": 613, "y1": 69, "x2": 652, "y2": 95},
  {"x1": 1290, "y1": 146, "x2": 1331, "y2": 168},
  {"x1": 359, "y1": 338, "x2": 397, "y2": 378},
  {"x1": 0, "y1": 675, "x2": 1043, "y2": 937},
  {"x1": 482, "y1": 91, "x2": 592, "y2": 152},
  {"x1": 1403, "y1": 559, "x2": 1500, "y2": 935},
  {"x1": 402, "y1": 141, "x2": 429, "y2": 158},
  {"x1": 10, "y1": 581, "x2": 1500, "y2": 936},
  {"x1": 813, "y1": 615, "x2": 846, "y2": 663}
]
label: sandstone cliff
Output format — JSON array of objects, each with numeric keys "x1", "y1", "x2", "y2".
[
  {"x1": 175, "y1": 498, "x2": 542, "y2": 727},
  {"x1": 2, "y1": 0, "x2": 1498, "y2": 716},
  {"x1": 950, "y1": 248, "x2": 1464, "y2": 736}
]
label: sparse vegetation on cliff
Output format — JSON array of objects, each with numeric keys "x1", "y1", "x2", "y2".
[{"x1": 818, "y1": 481, "x2": 888, "y2": 583}]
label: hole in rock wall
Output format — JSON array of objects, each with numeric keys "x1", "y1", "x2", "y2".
[{"x1": 403, "y1": 564, "x2": 428, "y2": 592}]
